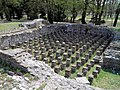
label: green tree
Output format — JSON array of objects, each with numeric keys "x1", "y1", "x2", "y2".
[
  {"x1": 66, "y1": 0, "x2": 83, "y2": 23},
  {"x1": 46, "y1": 0, "x2": 54, "y2": 24},
  {"x1": 1, "y1": 0, "x2": 13, "y2": 21},
  {"x1": 0, "y1": 0, "x2": 24, "y2": 21},
  {"x1": 53, "y1": 0, "x2": 67, "y2": 22},
  {"x1": 23, "y1": 0, "x2": 40, "y2": 20},
  {"x1": 13, "y1": 0, "x2": 24, "y2": 19}
]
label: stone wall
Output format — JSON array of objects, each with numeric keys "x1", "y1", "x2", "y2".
[
  {"x1": 0, "y1": 28, "x2": 39, "y2": 49},
  {"x1": 0, "y1": 49, "x2": 28, "y2": 72},
  {"x1": 103, "y1": 30, "x2": 120, "y2": 71},
  {"x1": 103, "y1": 41, "x2": 120, "y2": 71}
]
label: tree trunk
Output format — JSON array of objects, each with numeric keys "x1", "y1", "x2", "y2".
[
  {"x1": 5, "y1": 11, "x2": 11, "y2": 21},
  {"x1": 81, "y1": 11, "x2": 87, "y2": 24},
  {"x1": 113, "y1": 12, "x2": 119, "y2": 27},
  {"x1": 4, "y1": 7, "x2": 12, "y2": 21},
  {"x1": 113, "y1": 3, "x2": 120, "y2": 27},
  {"x1": 71, "y1": 7, "x2": 77, "y2": 23},
  {"x1": 98, "y1": 0, "x2": 106, "y2": 25},
  {"x1": 70, "y1": 17, "x2": 73, "y2": 23},
  {"x1": 48, "y1": 10, "x2": 53, "y2": 24},
  {"x1": 47, "y1": 0, "x2": 54, "y2": 24},
  {"x1": 0, "y1": 13, "x2": 4, "y2": 19},
  {"x1": 95, "y1": 0, "x2": 101, "y2": 25},
  {"x1": 5, "y1": 13, "x2": 11, "y2": 21},
  {"x1": 81, "y1": 0, "x2": 88, "y2": 24},
  {"x1": 16, "y1": 9, "x2": 23, "y2": 19}
]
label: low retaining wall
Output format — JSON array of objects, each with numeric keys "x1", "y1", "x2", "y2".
[{"x1": 0, "y1": 49, "x2": 28, "y2": 72}]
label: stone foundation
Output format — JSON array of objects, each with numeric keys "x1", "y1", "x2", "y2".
[
  {"x1": 0, "y1": 24, "x2": 112, "y2": 50},
  {"x1": 0, "y1": 23, "x2": 114, "y2": 90}
]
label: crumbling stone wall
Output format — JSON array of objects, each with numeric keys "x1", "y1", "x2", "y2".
[
  {"x1": 103, "y1": 41, "x2": 120, "y2": 71},
  {"x1": 0, "y1": 49, "x2": 28, "y2": 72},
  {"x1": 0, "y1": 28, "x2": 39, "y2": 49}
]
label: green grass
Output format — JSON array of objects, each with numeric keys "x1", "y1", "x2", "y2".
[
  {"x1": 116, "y1": 21, "x2": 120, "y2": 27},
  {"x1": 113, "y1": 27, "x2": 120, "y2": 32},
  {"x1": 0, "y1": 22, "x2": 21, "y2": 31},
  {"x1": 37, "y1": 82, "x2": 47, "y2": 90},
  {"x1": 93, "y1": 69, "x2": 120, "y2": 90}
]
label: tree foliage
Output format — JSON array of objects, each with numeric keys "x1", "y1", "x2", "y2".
[{"x1": 0, "y1": 0, "x2": 119, "y2": 25}]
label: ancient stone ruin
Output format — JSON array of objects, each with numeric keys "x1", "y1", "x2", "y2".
[
  {"x1": 103, "y1": 33, "x2": 120, "y2": 72},
  {"x1": 0, "y1": 23, "x2": 116, "y2": 90}
]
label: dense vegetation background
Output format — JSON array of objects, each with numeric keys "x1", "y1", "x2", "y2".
[{"x1": 0, "y1": 0, "x2": 120, "y2": 26}]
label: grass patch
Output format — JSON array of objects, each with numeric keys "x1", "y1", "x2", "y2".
[
  {"x1": 0, "y1": 22, "x2": 21, "y2": 31},
  {"x1": 37, "y1": 82, "x2": 47, "y2": 90},
  {"x1": 113, "y1": 27, "x2": 120, "y2": 32},
  {"x1": 93, "y1": 69, "x2": 120, "y2": 90}
]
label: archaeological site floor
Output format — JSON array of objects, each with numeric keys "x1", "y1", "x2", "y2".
[{"x1": 0, "y1": 24, "x2": 119, "y2": 90}]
